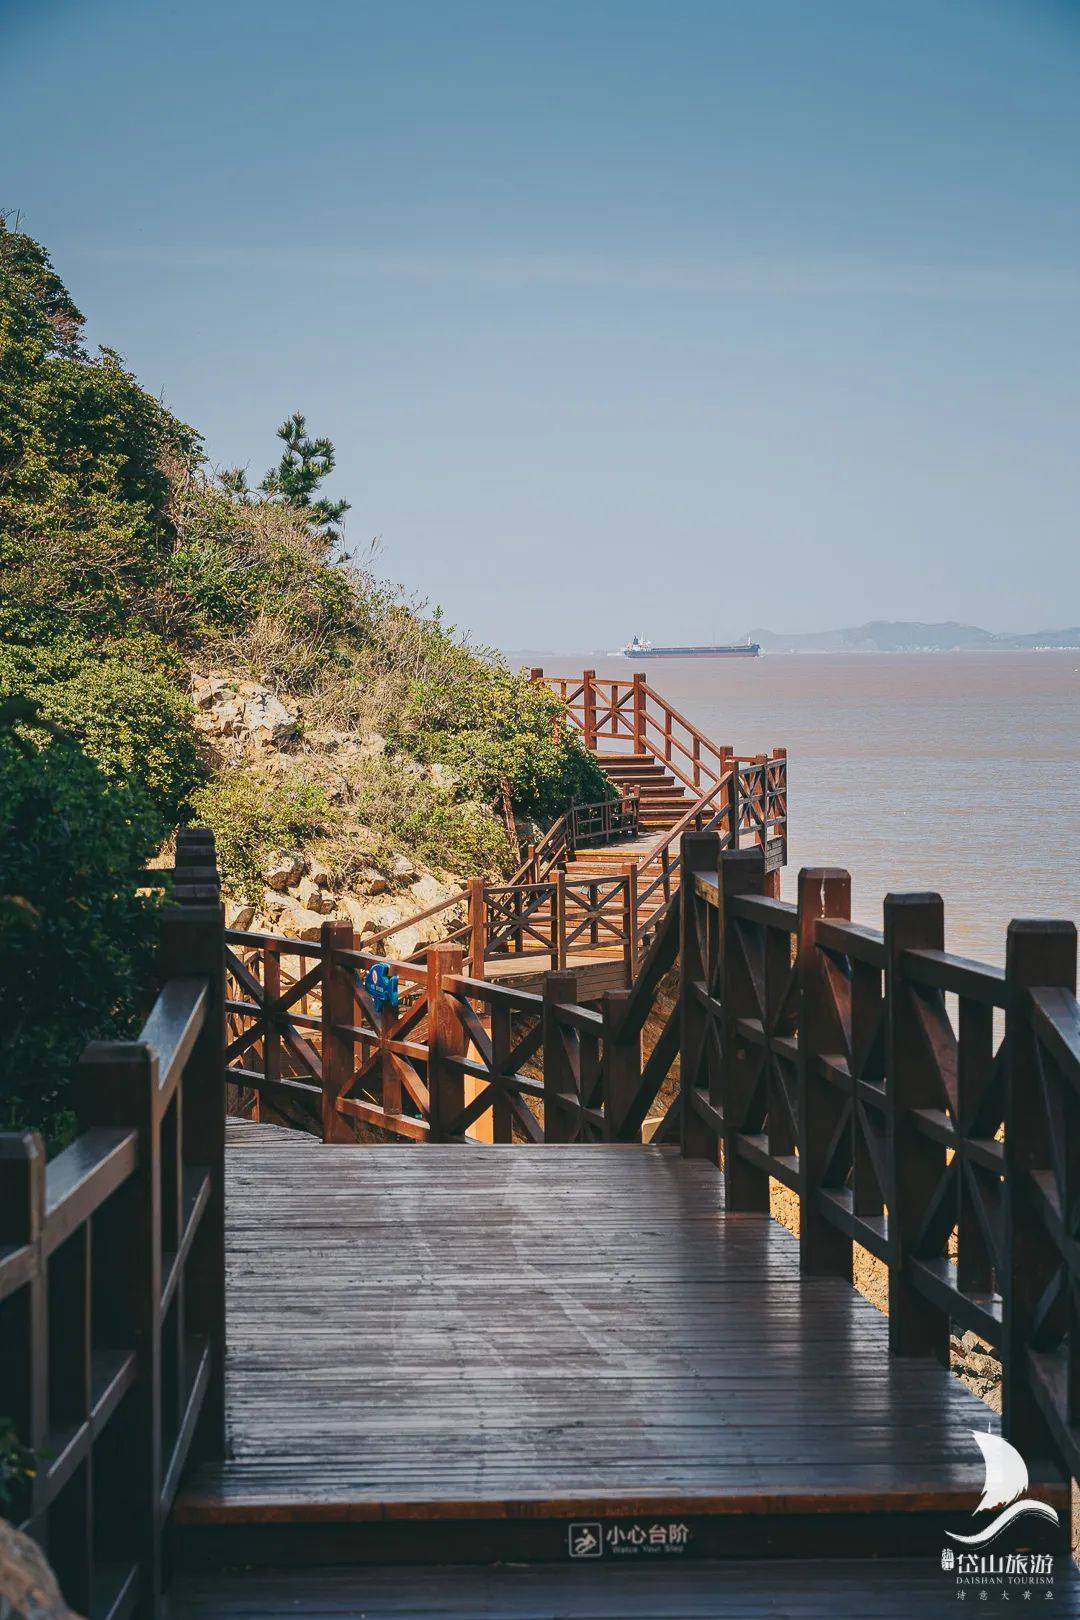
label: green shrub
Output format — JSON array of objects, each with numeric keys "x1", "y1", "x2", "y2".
[
  {"x1": 341, "y1": 756, "x2": 514, "y2": 878},
  {"x1": 413, "y1": 670, "x2": 610, "y2": 819},
  {"x1": 188, "y1": 768, "x2": 333, "y2": 898},
  {"x1": 38, "y1": 658, "x2": 199, "y2": 819},
  {"x1": 0, "y1": 716, "x2": 162, "y2": 1146},
  {"x1": 0, "y1": 645, "x2": 200, "y2": 820}
]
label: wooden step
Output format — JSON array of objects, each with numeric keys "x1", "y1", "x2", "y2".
[{"x1": 166, "y1": 1555, "x2": 1080, "y2": 1616}]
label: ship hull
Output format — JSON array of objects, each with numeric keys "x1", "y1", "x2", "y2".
[{"x1": 624, "y1": 644, "x2": 761, "y2": 658}]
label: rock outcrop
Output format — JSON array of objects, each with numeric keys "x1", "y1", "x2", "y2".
[
  {"x1": 196, "y1": 669, "x2": 480, "y2": 960},
  {"x1": 192, "y1": 675, "x2": 298, "y2": 762},
  {"x1": 225, "y1": 855, "x2": 463, "y2": 959}
]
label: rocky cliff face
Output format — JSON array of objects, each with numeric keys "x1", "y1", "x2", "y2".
[{"x1": 191, "y1": 672, "x2": 466, "y2": 955}]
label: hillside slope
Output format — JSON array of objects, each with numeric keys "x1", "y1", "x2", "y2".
[{"x1": 0, "y1": 220, "x2": 605, "y2": 1136}]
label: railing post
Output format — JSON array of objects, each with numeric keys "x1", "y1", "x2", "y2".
[
  {"x1": 258, "y1": 939, "x2": 282, "y2": 1122},
  {"x1": 884, "y1": 892, "x2": 949, "y2": 1362},
  {"x1": 159, "y1": 891, "x2": 228, "y2": 1457},
  {"x1": 632, "y1": 672, "x2": 646, "y2": 754},
  {"x1": 0, "y1": 1133, "x2": 46, "y2": 1534},
  {"x1": 75, "y1": 1040, "x2": 163, "y2": 1611},
  {"x1": 529, "y1": 666, "x2": 544, "y2": 683},
  {"x1": 555, "y1": 869, "x2": 567, "y2": 969},
  {"x1": 321, "y1": 920, "x2": 355, "y2": 1143},
  {"x1": 582, "y1": 668, "x2": 597, "y2": 751},
  {"x1": 723, "y1": 757, "x2": 740, "y2": 851},
  {"x1": 490, "y1": 1000, "x2": 513, "y2": 1144},
  {"x1": 468, "y1": 878, "x2": 487, "y2": 979},
  {"x1": 427, "y1": 944, "x2": 465, "y2": 1142},
  {"x1": 772, "y1": 748, "x2": 788, "y2": 869},
  {"x1": 173, "y1": 827, "x2": 219, "y2": 903},
  {"x1": 679, "y1": 830, "x2": 722, "y2": 1162},
  {"x1": 717, "y1": 847, "x2": 769, "y2": 1212},
  {"x1": 623, "y1": 863, "x2": 638, "y2": 982},
  {"x1": 797, "y1": 868, "x2": 853, "y2": 1278},
  {"x1": 602, "y1": 990, "x2": 640, "y2": 1141},
  {"x1": 1003, "y1": 919, "x2": 1078, "y2": 1465},
  {"x1": 543, "y1": 969, "x2": 580, "y2": 1142}
]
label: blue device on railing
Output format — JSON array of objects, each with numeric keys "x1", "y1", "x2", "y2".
[{"x1": 363, "y1": 962, "x2": 399, "y2": 1014}]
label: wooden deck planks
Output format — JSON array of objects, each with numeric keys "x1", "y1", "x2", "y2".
[
  {"x1": 175, "y1": 1135, "x2": 1027, "y2": 1548},
  {"x1": 166, "y1": 1555, "x2": 1080, "y2": 1618}
]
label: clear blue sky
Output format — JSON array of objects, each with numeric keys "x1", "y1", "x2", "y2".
[{"x1": 3, "y1": 0, "x2": 1079, "y2": 649}]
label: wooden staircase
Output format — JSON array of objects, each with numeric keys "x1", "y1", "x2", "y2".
[
  {"x1": 350, "y1": 671, "x2": 787, "y2": 994},
  {"x1": 593, "y1": 751, "x2": 696, "y2": 834}
]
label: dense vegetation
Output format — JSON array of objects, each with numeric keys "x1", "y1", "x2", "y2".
[{"x1": 0, "y1": 219, "x2": 605, "y2": 1140}]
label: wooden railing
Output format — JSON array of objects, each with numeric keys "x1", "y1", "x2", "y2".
[
  {"x1": 333, "y1": 751, "x2": 785, "y2": 978},
  {"x1": 225, "y1": 927, "x2": 624, "y2": 1146},
  {"x1": 536, "y1": 667, "x2": 734, "y2": 792},
  {"x1": 677, "y1": 832, "x2": 1080, "y2": 1490},
  {"x1": 227, "y1": 829, "x2": 1080, "y2": 1516},
  {"x1": 316, "y1": 671, "x2": 786, "y2": 979},
  {"x1": 509, "y1": 790, "x2": 640, "y2": 886},
  {"x1": 629, "y1": 750, "x2": 787, "y2": 952},
  {"x1": 0, "y1": 829, "x2": 226, "y2": 1620}
]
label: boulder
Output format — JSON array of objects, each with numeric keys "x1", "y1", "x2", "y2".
[
  {"x1": 226, "y1": 900, "x2": 256, "y2": 931},
  {"x1": 307, "y1": 858, "x2": 334, "y2": 889},
  {"x1": 192, "y1": 673, "x2": 232, "y2": 711},
  {"x1": 262, "y1": 888, "x2": 291, "y2": 918},
  {"x1": 409, "y1": 872, "x2": 459, "y2": 912},
  {"x1": 190, "y1": 673, "x2": 297, "y2": 753},
  {"x1": 294, "y1": 876, "x2": 322, "y2": 911},
  {"x1": 339, "y1": 896, "x2": 376, "y2": 934},
  {"x1": 241, "y1": 686, "x2": 296, "y2": 748},
  {"x1": 264, "y1": 852, "x2": 305, "y2": 892},
  {"x1": 377, "y1": 921, "x2": 420, "y2": 960},
  {"x1": 427, "y1": 762, "x2": 458, "y2": 791},
  {"x1": 389, "y1": 852, "x2": 416, "y2": 882},
  {"x1": 276, "y1": 903, "x2": 326, "y2": 943},
  {"x1": 358, "y1": 867, "x2": 389, "y2": 895}
]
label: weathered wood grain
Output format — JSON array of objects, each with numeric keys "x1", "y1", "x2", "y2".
[{"x1": 176, "y1": 1137, "x2": 1021, "y2": 1557}]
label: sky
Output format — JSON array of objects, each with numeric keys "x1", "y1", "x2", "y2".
[{"x1": 3, "y1": 0, "x2": 1079, "y2": 651}]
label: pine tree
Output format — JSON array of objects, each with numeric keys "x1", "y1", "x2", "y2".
[{"x1": 259, "y1": 412, "x2": 350, "y2": 541}]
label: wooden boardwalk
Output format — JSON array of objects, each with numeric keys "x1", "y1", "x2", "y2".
[
  {"x1": 166, "y1": 1554, "x2": 1080, "y2": 1618},
  {"x1": 172, "y1": 1127, "x2": 1060, "y2": 1574}
]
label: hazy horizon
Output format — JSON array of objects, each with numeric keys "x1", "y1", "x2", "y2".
[{"x1": 3, "y1": 0, "x2": 1079, "y2": 645}]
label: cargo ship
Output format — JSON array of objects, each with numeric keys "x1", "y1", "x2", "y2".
[{"x1": 619, "y1": 635, "x2": 761, "y2": 659}]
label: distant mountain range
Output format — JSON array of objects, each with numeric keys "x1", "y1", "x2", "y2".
[{"x1": 743, "y1": 621, "x2": 1080, "y2": 654}]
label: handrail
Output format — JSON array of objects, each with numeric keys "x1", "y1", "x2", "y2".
[
  {"x1": 507, "y1": 790, "x2": 639, "y2": 887},
  {"x1": 677, "y1": 839, "x2": 1079, "y2": 1505},
  {"x1": 535, "y1": 668, "x2": 733, "y2": 799},
  {"x1": 1, "y1": 827, "x2": 226, "y2": 1617}
]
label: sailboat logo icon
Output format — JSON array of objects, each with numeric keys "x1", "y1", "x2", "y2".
[{"x1": 946, "y1": 1429, "x2": 1060, "y2": 1547}]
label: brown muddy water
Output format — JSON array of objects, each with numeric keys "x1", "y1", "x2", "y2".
[{"x1": 512, "y1": 650, "x2": 1079, "y2": 967}]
